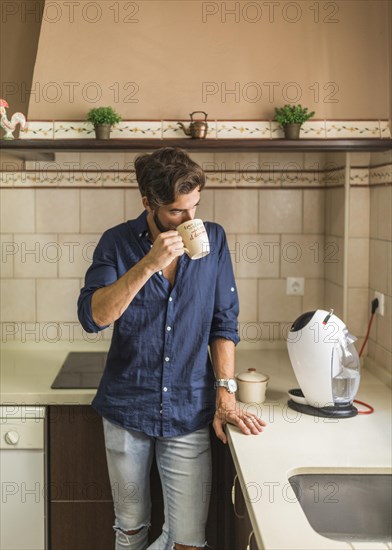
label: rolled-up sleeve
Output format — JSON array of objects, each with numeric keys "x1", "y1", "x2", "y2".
[
  {"x1": 209, "y1": 226, "x2": 240, "y2": 345},
  {"x1": 77, "y1": 231, "x2": 118, "y2": 333}
]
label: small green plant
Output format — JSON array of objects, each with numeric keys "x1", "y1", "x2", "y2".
[
  {"x1": 274, "y1": 104, "x2": 315, "y2": 126},
  {"x1": 87, "y1": 106, "x2": 122, "y2": 126}
]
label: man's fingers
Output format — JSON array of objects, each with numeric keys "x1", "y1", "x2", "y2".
[
  {"x1": 212, "y1": 417, "x2": 227, "y2": 444},
  {"x1": 161, "y1": 235, "x2": 185, "y2": 252},
  {"x1": 242, "y1": 417, "x2": 264, "y2": 435},
  {"x1": 157, "y1": 231, "x2": 180, "y2": 242},
  {"x1": 243, "y1": 414, "x2": 266, "y2": 432},
  {"x1": 215, "y1": 406, "x2": 267, "y2": 438},
  {"x1": 234, "y1": 417, "x2": 251, "y2": 435},
  {"x1": 224, "y1": 410, "x2": 266, "y2": 436}
]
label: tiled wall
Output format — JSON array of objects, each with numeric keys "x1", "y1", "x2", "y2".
[
  {"x1": 1, "y1": 150, "x2": 329, "y2": 348},
  {"x1": 324, "y1": 152, "x2": 345, "y2": 322},
  {"x1": 367, "y1": 151, "x2": 392, "y2": 386},
  {"x1": 1, "y1": 149, "x2": 391, "y2": 385}
]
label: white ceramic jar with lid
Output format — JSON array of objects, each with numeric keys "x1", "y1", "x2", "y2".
[{"x1": 235, "y1": 368, "x2": 269, "y2": 404}]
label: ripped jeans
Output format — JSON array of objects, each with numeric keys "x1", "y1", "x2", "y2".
[{"x1": 103, "y1": 418, "x2": 212, "y2": 550}]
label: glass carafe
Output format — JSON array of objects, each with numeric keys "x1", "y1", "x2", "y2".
[{"x1": 332, "y1": 332, "x2": 360, "y2": 405}]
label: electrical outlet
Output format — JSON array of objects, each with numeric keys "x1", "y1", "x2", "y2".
[
  {"x1": 374, "y1": 291, "x2": 385, "y2": 316},
  {"x1": 286, "y1": 277, "x2": 305, "y2": 296}
]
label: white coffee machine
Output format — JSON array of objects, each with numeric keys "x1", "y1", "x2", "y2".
[{"x1": 287, "y1": 309, "x2": 360, "y2": 418}]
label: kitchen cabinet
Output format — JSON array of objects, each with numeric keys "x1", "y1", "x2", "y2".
[
  {"x1": 48, "y1": 405, "x2": 166, "y2": 549},
  {"x1": 232, "y1": 474, "x2": 260, "y2": 550},
  {"x1": 48, "y1": 405, "x2": 236, "y2": 550},
  {"x1": 48, "y1": 405, "x2": 115, "y2": 550}
]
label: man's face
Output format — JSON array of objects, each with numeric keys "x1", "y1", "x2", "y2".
[{"x1": 150, "y1": 187, "x2": 201, "y2": 232}]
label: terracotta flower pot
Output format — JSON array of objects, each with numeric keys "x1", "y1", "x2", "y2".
[
  {"x1": 94, "y1": 124, "x2": 112, "y2": 140},
  {"x1": 283, "y1": 124, "x2": 301, "y2": 140}
]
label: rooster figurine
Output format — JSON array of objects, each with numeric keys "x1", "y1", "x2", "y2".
[{"x1": 0, "y1": 99, "x2": 26, "y2": 139}]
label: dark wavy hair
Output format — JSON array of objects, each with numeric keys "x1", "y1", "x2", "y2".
[{"x1": 134, "y1": 147, "x2": 206, "y2": 209}]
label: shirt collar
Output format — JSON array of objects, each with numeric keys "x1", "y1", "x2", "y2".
[{"x1": 132, "y1": 210, "x2": 150, "y2": 239}]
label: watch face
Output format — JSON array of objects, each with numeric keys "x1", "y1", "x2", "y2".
[{"x1": 227, "y1": 379, "x2": 238, "y2": 393}]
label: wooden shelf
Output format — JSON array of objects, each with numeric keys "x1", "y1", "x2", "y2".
[{"x1": 1, "y1": 138, "x2": 391, "y2": 160}]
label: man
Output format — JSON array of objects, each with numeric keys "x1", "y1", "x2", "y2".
[{"x1": 78, "y1": 147, "x2": 266, "y2": 550}]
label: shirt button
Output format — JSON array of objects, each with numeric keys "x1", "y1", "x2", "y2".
[
  {"x1": 139, "y1": 232, "x2": 142, "y2": 237},
  {"x1": 169, "y1": 297, "x2": 173, "y2": 302},
  {"x1": 160, "y1": 410, "x2": 163, "y2": 414},
  {"x1": 167, "y1": 326, "x2": 171, "y2": 331},
  {"x1": 159, "y1": 270, "x2": 163, "y2": 276},
  {"x1": 163, "y1": 387, "x2": 168, "y2": 392},
  {"x1": 231, "y1": 287, "x2": 235, "y2": 292},
  {"x1": 165, "y1": 356, "x2": 170, "y2": 362}
]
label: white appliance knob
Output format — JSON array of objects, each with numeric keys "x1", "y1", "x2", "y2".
[{"x1": 4, "y1": 430, "x2": 19, "y2": 445}]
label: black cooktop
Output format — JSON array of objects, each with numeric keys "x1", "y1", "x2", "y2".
[{"x1": 51, "y1": 352, "x2": 108, "y2": 389}]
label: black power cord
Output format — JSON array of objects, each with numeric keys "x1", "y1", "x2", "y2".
[
  {"x1": 354, "y1": 297, "x2": 379, "y2": 414},
  {"x1": 359, "y1": 298, "x2": 379, "y2": 357}
]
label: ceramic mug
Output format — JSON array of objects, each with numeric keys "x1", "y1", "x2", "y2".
[
  {"x1": 176, "y1": 219, "x2": 210, "y2": 260},
  {"x1": 235, "y1": 368, "x2": 269, "y2": 404}
]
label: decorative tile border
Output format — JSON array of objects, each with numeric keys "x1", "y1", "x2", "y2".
[
  {"x1": 325, "y1": 121, "x2": 381, "y2": 139},
  {"x1": 111, "y1": 121, "x2": 162, "y2": 139},
  {"x1": 206, "y1": 173, "x2": 237, "y2": 188},
  {"x1": 2, "y1": 164, "x2": 389, "y2": 189},
  {"x1": 2, "y1": 120, "x2": 391, "y2": 188},
  {"x1": 279, "y1": 172, "x2": 325, "y2": 187},
  {"x1": 0, "y1": 169, "x2": 138, "y2": 188},
  {"x1": 270, "y1": 122, "x2": 285, "y2": 139},
  {"x1": 300, "y1": 120, "x2": 326, "y2": 138},
  {"x1": 20, "y1": 121, "x2": 54, "y2": 139},
  {"x1": 380, "y1": 121, "x2": 391, "y2": 139},
  {"x1": 216, "y1": 121, "x2": 270, "y2": 139},
  {"x1": 0, "y1": 171, "x2": 17, "y2": 187},
  {"x1": 350, "y1": 167, "x2": 370, "y2": 186},
  {"x1": 324, "y1": 167, "x2": 346, "y2": 186},
  {"x1": 369, "y1": 164, "x2": 392, "y2": 185},
  {"x1": 54, "y1": 121, "x2": 94, "y2": 139},
  {"x1": 13, "y1": 119, "x2": 391, "y2": 140}
]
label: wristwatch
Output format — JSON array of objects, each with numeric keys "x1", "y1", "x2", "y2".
[{"x1": 214, "y1": 378, "x2": 238, "y2": 393}]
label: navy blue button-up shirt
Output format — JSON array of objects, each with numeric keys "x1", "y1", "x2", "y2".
[{"x1": 78, "y1": 211, "x2": 239, "y2": 437}]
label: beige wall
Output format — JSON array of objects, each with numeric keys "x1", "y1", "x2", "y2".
[
  {"x1": 390, "y1": 0, "x2": 392, "y2": 125},
  {"x1": 0, "y1": 0, "x2": 44, "y2": 120},
  {"x1": 19, "y1": 0, "x2": 390, "y2": 120}
]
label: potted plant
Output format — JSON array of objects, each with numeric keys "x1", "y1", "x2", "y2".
[
  {"x1": 274, "y1": 104, "x2": 315, "y2": 139},
  {"x1": 86, "y1": 106, "x2": 122, "y2": 139}
]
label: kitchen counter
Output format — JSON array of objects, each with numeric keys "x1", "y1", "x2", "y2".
[
  {"x1": 1, "y1": 343, "x2": 391, "y2": 549},
  {"x1": 0, "y1": 341, "x2": 109, "y2": 405},
  {"x1": 227, "y1": 350, "x2": 392, "y2": 550}
]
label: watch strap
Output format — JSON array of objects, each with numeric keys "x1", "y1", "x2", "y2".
[
  {"x1": 214, "y1": 378, "x2": 237, "y2": 393},
  {"x1": 215, "y1": 379, "x2": 228, "y2": 387}
]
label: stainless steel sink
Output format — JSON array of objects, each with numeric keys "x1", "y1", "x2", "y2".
[{"x1": 289, "y1": 473, "x2": 392, "y2": 542}]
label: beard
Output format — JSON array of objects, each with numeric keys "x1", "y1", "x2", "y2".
[{"x1": 153, "y1": 210, "x2": 172, "y2": 233}]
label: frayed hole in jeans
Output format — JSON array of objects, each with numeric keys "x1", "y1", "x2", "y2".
[
  {"x1": 113, "y1": 524, "x2": 148, "y2": 545},
  {"x1": 172, "y1": 542, "x2": 207, "y2": 549}
]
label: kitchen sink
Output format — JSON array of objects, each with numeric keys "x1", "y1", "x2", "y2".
[{"x1": 289, "y1": 473, "x2": 392, "y2": 542}]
